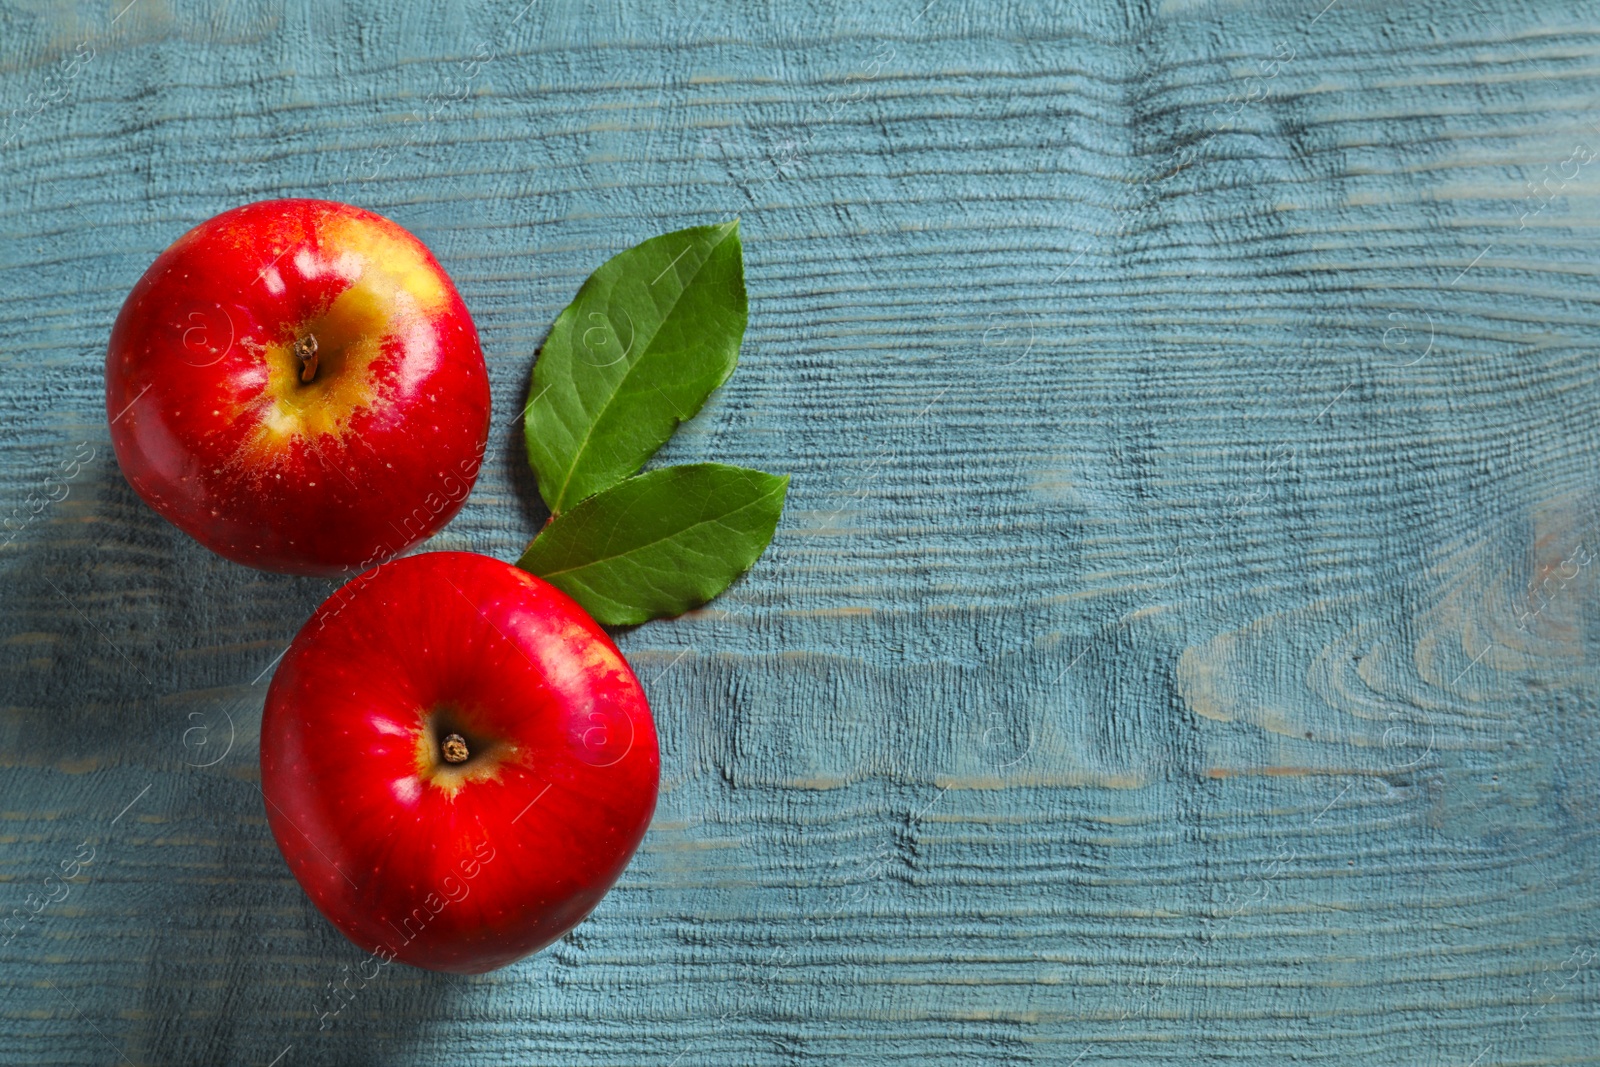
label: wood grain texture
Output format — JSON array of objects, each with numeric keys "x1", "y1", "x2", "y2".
[{"x1": 3, "y1": 0, "x2": 1600, "y2": 1062}]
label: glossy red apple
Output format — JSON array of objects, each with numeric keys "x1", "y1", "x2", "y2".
[
  {"x1": 260, "y1": 551, "x2": 659, "y2": 973},
  {"x1": 105, "y1": 198, "x2": 490, "y2": 576}
]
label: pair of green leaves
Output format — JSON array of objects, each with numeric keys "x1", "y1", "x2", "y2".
[{"x1": 517, "y1": 222, "x2": 789, "y2": 625}]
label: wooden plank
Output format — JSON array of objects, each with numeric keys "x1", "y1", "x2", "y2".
[{"x1": 2, "y1": 0, "x2": 1598, "y2": 1062}]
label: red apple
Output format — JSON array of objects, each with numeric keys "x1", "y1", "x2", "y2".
[
  {"x1": 104, "y1": 199, "x2": 490, "y2": 576},
  {"x1": 260, "y1": 551, "x2": 660, "y2": 973}
]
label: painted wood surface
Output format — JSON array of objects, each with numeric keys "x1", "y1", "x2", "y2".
[{"x1": 3, "y1": 0, "x2": 1599, "y2": 1063}]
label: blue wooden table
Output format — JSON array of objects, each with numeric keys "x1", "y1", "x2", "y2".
[{"x1": 3, "y1": 0, "x2": 1598, "y2": 1063}]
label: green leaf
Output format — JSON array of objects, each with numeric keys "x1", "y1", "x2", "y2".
[
  {"x1": 525, "y1": 221, "x2": 747, "y2": 515},
  {"x1": 517, "y1": 463, "x2": 788, "y2": 626}
]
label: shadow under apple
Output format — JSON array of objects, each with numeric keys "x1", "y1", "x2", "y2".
[{"x1": 0, "y1": 459, "x2": 463, "y2": 1065}]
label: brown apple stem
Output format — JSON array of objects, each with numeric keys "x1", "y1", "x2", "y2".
[
  {"x1": 441, "y1": 733, "x2": 470, "y2": 764},
  {"x1": 295, "y1": 334, "x2": 319, "y2": 383}
]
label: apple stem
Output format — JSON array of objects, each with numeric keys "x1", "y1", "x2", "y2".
[
  {"x1": 295, "y1": 334, "x2": 320, "y2": 383},
  {"x1": 441, "y1": 733, "x2": 470, "y2": 764}
]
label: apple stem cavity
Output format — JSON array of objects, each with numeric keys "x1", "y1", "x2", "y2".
[
  {"x1": 295, "y1": 334, "x2": 320, "y2": 383},
  {"x1": 441, "y1": 733, "x2": 470, "y2": 764}
]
